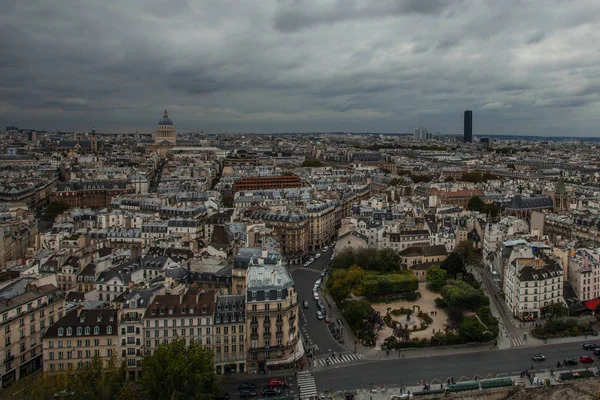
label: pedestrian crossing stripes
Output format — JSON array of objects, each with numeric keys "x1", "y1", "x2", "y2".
[
  {"x1": 313, "y1": 353, "x2": 363, "y2": 367},
  {"x1": 295, "y1": 267, "x2": 324, "y2": 274},
  {"x1": 512, "y1": 338, "x2": 525, "y2": 347},
  {"x1": 297, "y1": 371, "x2": 318, "y2": 400}
]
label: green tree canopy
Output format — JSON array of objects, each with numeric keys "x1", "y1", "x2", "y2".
[
  {"x1": 301, "y1": 158, "x2": 323, "y2": 167},
  {"x1": 467, "y1": 195, "x2": 485, "y2": 212},
  {"x1": 440, "y1": 252, "x2": 466, "y2": 279},
  {"x1": 454, "y1": 241, "x2": 476, "y2": 266},
  {"x1": 139, "y1": 338, "x2": 221, "y2": 400},
  {"x1": 426, "y1": 266, "x2": 447, "y2": 292},
  {"x1": 15, "y1": 355, "x2": 130, "y2": 400},
  {"x1": 372, "y1": 248, "x2": 401, "y2": 272},
  {"x1": 43, "y1": 201, "x2": 70, "y2": 221},
  {"x1": 440, "y1": 280, "x2": 489, "y2": 311}
]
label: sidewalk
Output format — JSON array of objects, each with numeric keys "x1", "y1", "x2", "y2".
[{"x1": 323, "y1": 367, "x2": 595, "y2": 399}]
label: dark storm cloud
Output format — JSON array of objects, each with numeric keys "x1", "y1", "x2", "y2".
[
  {"x1": 1, "y1": 0, "x2": 600, "y2": 135},
  {"x1": 273, "y1": 0, "x2": 455, "y2": 33}
]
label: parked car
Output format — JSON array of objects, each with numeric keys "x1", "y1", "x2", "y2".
[
  {"x1": 531, "y1": 354, "x2": 545, "y2": 361},
  {"x1": 321, "y1": 270, "x2": 326, "y2": 277},
  {"x1": 323, "y1": 246, "x2": 330, "y2": 252},
  {"x1": 563, "y1": 358, "x2": 578, "y2": 366},
  {"x1": 316, "y1": 279, "x2": 322, "y2": 286},
  {"x1": 324, "y1": 315, "x2": 331, "y2": 323},
  {"x1": 580, "y1": 355, "x2": 595, "y2": 363},
  {"x1": 303, "y1": 300, "x2": 310, "y2": 309},
  {"x1": 267, "y1": 378, "x2": 287, "y2": 387},
  {"x1": 239, "y1": 389, "x2": 257, "y2": 398},
  {"x1": 583, "y1": 343, "x2": 598, "y2": 350},
  {"x1": 303, "y1": 262, "x2": 310, "y2": 267},
  {"x1": 215, "y1": 393, "x2": 229, "y2": 400},
  {"x1": 237, "y1": 382, "x2": 256, "y2": 390},
  {"x1": 317, "y1": 311, "x2": 323, "y2": 320},
  {"x1": 262, "y1": 388, "x2": 281, "y2": 397},
  {"x1": 308, "y1": 258, "x2": 315, "y2": 263},
  {"x1": 313, "y1": 293, "x2": 320, "y2": 301},
  {"x1": 315, "y1": 253, "x2": 321, "y2": 259},
  {"x1": 593, "y1": 348, "x2": 600, "y2": 356}
]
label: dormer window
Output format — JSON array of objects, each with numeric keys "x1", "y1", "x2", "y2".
[
  {"x1": 109, "y1": 314, "x2": 114, "y2": 322},
  {"x1": 160, "y1": 309, "x2": 164, "y2": 315},
  {"x1": 130, "y1": 301, "x2": 136, "y2": 308},
  {"x1": 84, "y1": 327, "x2": 91, "y2": 335},
  {"x1": 77, "y1": 327, "x2": 82, "y2": 336},
  {"x1": 216, "y1": 316, "x2": 221, "y2": 323},
  {"x1": 217, "y1": 305, "x2": 221, "y2": 311},
  {"x1": 168, "y1": 309, "x2": 173, "y2": 315},
  {"x1": 202, "y1": 307, "x2": 207, "y2": 314},
  {"x1": 97, "y1": 315, "x2": 102, "y2": 323},
  {"x1": 66, "y1": 327, "x2": 72, "y2": 336},
  {"x1": 106, "y1": 326, "x2": 112, "y2": 335},
  {"x1": 181, "y1": 308, "x2": 185, "y2": 314},
  {"x1": 151, "y1": 310, "x2": 156, "y2": 315},
  {"x1": 94, "y1": 326, "x2": 100, "y2": 335},
  {"x1": 189, "y1": 307, "x2": 194, "y2": 313},
  {"x1": 58, "y1": 328, "x2": 64, "y2": 336},
  {"x1": 232, "y1": 315, "x2": 236, "y2": 322}
]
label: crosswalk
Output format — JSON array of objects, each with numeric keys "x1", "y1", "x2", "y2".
[
  {"x1": 295, "y1": 267, "x2": 323, "y2": 274},
  {"x1": 512, "y1": 337, "x2": 525, "y2": 347},
  {"x1": 313, "y1": 352, "x2": 363, "y2": 367},
  {"x1": 297, "y1": 371, "x2": 318, "y2": 400}
]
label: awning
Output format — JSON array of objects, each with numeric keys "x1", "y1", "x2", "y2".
[
  {"x1": 267, "y1": 341, "x2": 305, "y2": 366},
  {"x1": 584, "y1": 298, "x2": 600, "y2": 311}
]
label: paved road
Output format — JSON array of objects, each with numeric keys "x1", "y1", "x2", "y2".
[
  {"x1": 291, "y1": 251, "x2": 345, "y2": 356},
  {"x1": 314, "y1": 338, "x2": 598, "y2": 391}
]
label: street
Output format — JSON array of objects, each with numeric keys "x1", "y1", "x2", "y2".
[
  {"x1": 291, "y1": 251, "x2": 346, "y2": 356},
  {"x1": 314, "y1": 337, "x2": 598, "y2": 391}
]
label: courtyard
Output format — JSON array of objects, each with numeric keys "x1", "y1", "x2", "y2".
[{"x1": 371, "y1": 282, "x2": 449, "y2": 346}]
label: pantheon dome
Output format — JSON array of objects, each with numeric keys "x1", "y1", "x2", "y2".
[{"x1": 154, "y1": 110, "x2": 176, "y2": 144}]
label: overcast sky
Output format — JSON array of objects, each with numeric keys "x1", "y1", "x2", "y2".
[{"x1": 2, "y1": 0, "x2": 600, "y2": 136}]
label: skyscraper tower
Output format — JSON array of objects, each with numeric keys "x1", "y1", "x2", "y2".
[{"x1": 464, "y1": 110, "x2": 473, "y2": 143}]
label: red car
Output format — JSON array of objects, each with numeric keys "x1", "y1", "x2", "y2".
[
  {"x1": 267, "y1": 378, "x2": 287, "y2": 388},
  {"x1": 580, "y1": 355, "x2": 595, "y2": 363}
]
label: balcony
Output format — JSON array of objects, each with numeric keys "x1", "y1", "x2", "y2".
[
  {"x1": 250, "y1": 333, "x2": 259, "y2": 340},
  {"x1": 276, "y1": 331, "x2": 284, "y2": 338},
  {"x1": 289, "y1": 326, "x2": 297, "y2": 334},
  {"x1": 250, "y1": 320, "x2": 259, "y2": 326},
  {"x1": 288, "y1": 314, "x2": 296, "y2": 321}
]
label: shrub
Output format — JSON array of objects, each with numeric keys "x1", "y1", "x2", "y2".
[
  {"x1": 434, "y1": 298, "x2": 446, "y2": 308},
  {"x1": 418, "y1": 311, "x2": 434, "y2": 325}
]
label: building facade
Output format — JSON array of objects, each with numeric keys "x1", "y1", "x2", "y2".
[
  {"x1": 43, "y1": 309, "x2": 118, "y2": 373},
  {"x1": 464, "y1": 110, "x2": 473, "y2": 143},
  {"x1": 214, "y1": 294, "x2": 246, "y2": 375},
  {"x1": 246, "y1": 264, "x2": 300, "y2": 373},
  {"x1": 233, "y1": 175, "x2": 305, "y2": 193},
  {"x1": 0, "y1": 284, "x2": 64, "y2": 388}
]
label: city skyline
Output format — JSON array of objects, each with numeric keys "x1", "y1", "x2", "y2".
[{"x1": 2, "y1": 1, "x2": 600, "y2": 136}]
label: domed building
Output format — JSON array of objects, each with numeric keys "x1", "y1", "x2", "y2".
[{"x1": 154, "y1": 110, "x2": 177, "y2": 144}]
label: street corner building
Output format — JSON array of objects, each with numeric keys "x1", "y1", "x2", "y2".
[{"x1": 246, "y1": 263, "x2": 301, "y2": 373}]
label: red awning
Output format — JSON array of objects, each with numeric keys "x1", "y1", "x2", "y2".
[{"x1": 584, "y1": 298, "x2": 600, "y2": 311}]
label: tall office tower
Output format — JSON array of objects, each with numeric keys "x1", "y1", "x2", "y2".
[
  {"x1": 414, "y1": 127, "x2": 428, "y2": 140},
  {"x1": 464, "y1": 110, "x2": 473, "y2": 143}
]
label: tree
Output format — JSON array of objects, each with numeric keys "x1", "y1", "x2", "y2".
[
  {"x1": 140, "y1": 338, "x2": 220, "y2": 400},
  {"x1": 221, "y1": 193, "x2": 234, "y2": 208},
  {"x1": 467, "y1": 195, "x2": 485, "y2": 212},
  {"x1": 372, "y1": 248, "x2": 401, "y2": 272},
  {"x1": 546, "y1": 302, "x2": 568, "y2": 321},
  {"x1": 301, "y1": 158, "x2": 323, "y2": 167},
  {"x1": 426, "y1": 266, "x2": 447, "y2": 292},
  {"x1": 440, "y1": 253, "x2": 466, "y2": 279},
  {"x1": 43, "y1": 201, "x2": 70, "y2": 221},
  {"x1": 455, "y1": 241, "x2": 476, "y2": 266}
]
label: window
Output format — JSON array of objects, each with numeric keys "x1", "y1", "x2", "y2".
[
  {"x1": 58, "y1": 328, "x2": 64, "y2": 336},
  {"x1": 85, "y1": 327, "x2": 90, "y2": 335},
  {"x1": 94, "y1": 326, "x2": 100, "y2": 335},
  {"x1": 66, "y1": 327, "x2": 72, "y2": 336},
  {"x1": 106, "y1": 326, "x2": 112, "y2": 335}
]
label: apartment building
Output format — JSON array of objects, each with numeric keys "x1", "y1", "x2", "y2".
[
  {"x1": 52, "y1": 181, "x2": 131, "y2": 209},
  {"x1": 0, "y1": 283, "x2": 64, "y2": 388},
  {"x1": 247, "y1": 211, "x2": 309, "y2": 262},
  {"x1": 43, "y1": 309, "x2": 118, "y2": 373},
  {"x1": 246, "y1": 264, "x2": 300, "y2": 373},
  {"x1": 143, "y1": 286, "x2": 215, "y2": 355},
  {"x1": 379, "y1": 230, "x2": 429, "y2": 252},
  {"x1": 567, "y1": 249, "x2": 600, "y2": 302},
  {"x1": 119, "y1": 288, "x2": 163, "y2": 380},
  {"x1": 232, "y1": 175, "x2": 305, "y2": 193},
  {"x1": 57, "y1": 256, "x2": 80, "y2": 292},
  {"x1": 503, "y1": 250, "x2": 564, "y2": 320},
  {"x1": 214, "y1": 294, "x2": 246, "y2": 375},
  {"x1": 306, "y1": 201, "x2": 337, "y2": 252}
]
